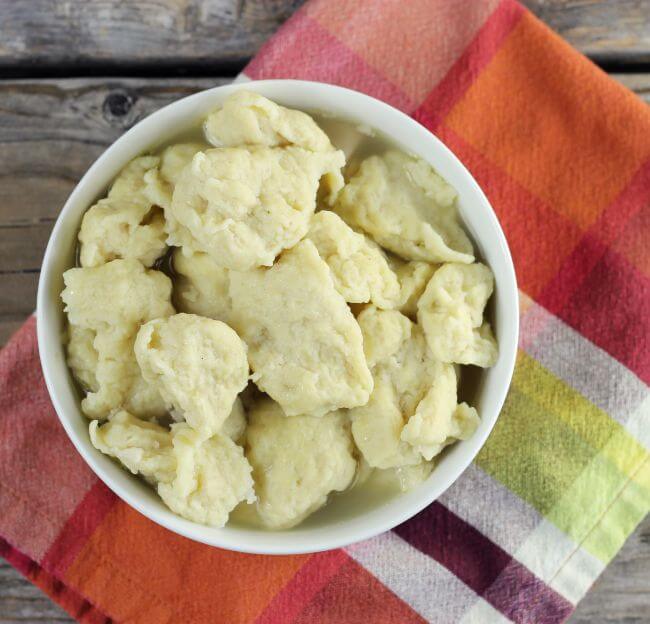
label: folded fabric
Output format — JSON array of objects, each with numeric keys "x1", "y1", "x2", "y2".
[{"x1": 1, "y1": 1, "x2": 648, "y2": 622}]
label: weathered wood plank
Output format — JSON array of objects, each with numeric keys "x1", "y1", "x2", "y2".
[
  {"x1": 0, "y1": 272, "x2": 39, "y2": 321},
  {"x1": 615, "y1": 72, "x2": 650, "y2": 104},
  {"x1": 0, "y1": 223, "x2": 51, "y2": 272},
  {"x1": 0, "y1": 1, "x2": 648, "y2": 75},
  {"x1": 0, "y1": 0, "x2": 305, "y2": 74},
  {"x1": 0, "y1": 319, "x2": 27, "y2": 347},
  {"x1": 523, "y1": 0, "x2": 650, "y2": 64}
]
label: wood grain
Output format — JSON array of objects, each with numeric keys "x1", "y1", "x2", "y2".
[
  {"x1": 0, "y1": 1, "x2": 649, "y2": 75},
  {"x1": 523, "y1": 0, "x2": 650, "y2": 64},
  {"x1": 0, "y1": 0, "x2": 306, "y2": 75}
]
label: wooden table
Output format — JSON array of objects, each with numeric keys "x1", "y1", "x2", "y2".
[{"x1": 0, "y1": 1, "x2": 648, "y2": 621}]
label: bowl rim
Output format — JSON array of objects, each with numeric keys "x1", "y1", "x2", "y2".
[{"x1": 37, "y1": 78, "x2": 519, "y2": 554}]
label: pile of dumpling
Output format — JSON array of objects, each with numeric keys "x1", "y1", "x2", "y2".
[{"x1": 61, "y1": 91, "x2": 498, "y2": 530}]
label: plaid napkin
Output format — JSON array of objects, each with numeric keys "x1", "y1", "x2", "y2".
[{"x1": 1, "y1": 1, "x2": 649, "y2": 622}]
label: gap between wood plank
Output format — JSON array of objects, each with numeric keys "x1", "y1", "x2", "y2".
[
  {"x1": 2, "y1": 58, "x2": 650, "y2": 81},
  {"x1": 0, "y1": 59, "x2": 248, "y2": 80}
]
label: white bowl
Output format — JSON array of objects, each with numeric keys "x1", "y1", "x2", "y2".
[{"x1": 37, "y1": 79, "x2": 518, "y2": 554}]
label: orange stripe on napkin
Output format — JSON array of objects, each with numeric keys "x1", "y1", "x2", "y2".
[
  {"x1": 437, "y1": 124, "x2": 584, "y2": 298},
  {"x1": 64, "y1": 502, "x2": 308, "y2": 623},
  {"x1": 445, "y1": 11, "x2": 650, "y2": 231}
]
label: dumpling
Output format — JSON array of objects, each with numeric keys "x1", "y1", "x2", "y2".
[
  {"x1": 172, "y1": 248, "x2": 233, "y2": 323},
  {"x1": 229, "y1": 240, "x2": 373, "y2": 416},
  {"x1": 83, "y1": 324, "x2": 167, "y2": 420},
  {"x1": 387, "y1": 257, "x2": 437, "y2": 317},
  {"x1": 144, "y1": 143, "x2": 206, "y2": 210},
  {"x1": 335, "y1": 151, "x2": 474, "y2": 264},
  {"x1": 245, "y1": 399, "x2": 356, "y2": 528},
  {"x1": 160, "y1": 144, "x2": 208, "y2": 186},
  {"x1": 400, "y1": 368, "x2": 480, "y2": 460},
  {"x1": 79, "y1": 200, "x2": 166, "y2": 268},
  {"x1": 204, "y1": 90, "x2": 334, "y2": 153},
  {"x1": 157, "y1": 424, "x2": 255, "y2": 528},
  {"x1": 62, "y1": 259, "x2": 174, "y2": 329},
  {"x1": 349, "y1": 308, "x2": 429, "y2": 468},
  {"x1": 349, "y1": 373, "x2": 422, "y2": 469},
  {"x1": 417, "y1": 262, "x2": 498, "y2": 367},
  {"x1": 108, "y1": 156, "x2": 160, "y2": 205},
  {"x1": 306, "y1": 210, "x2": 399, "y2": 308},
  {"x1": 89, "y1": 410, "x2": 174, "y2": 484},
  {"x1": 135, "y1": 313, "x2": 249, "y2": 438},
  {"x1": 167, "y1": 146, "x2": 345, "y2": 270},
  {"x1": 79, "y1": 156, "x2": 167, "y2": 268},
  {"x1": 66, "y1": 324, "x2": 99, "y2": 392},
  {"x1": 352, "y1": 306, "x2": 480, "y2": 464},
  {"x1": 169, "y1": 397, "x2": 247, "y2": 443},
  {"x1": 91, "y1": 414, "x2": 255, "y2": 528},
  {"x1": 221, "y1": 398, "x2": 247, "y2": 443},
  {"x1": 61, "y1": 259, "x2": 174, "y2": 419},
  {"x1": 354, "y1": 305, "x2": 413, "y2": 369}
]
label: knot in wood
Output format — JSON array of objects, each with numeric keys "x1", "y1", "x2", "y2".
[{"x1": 103, "y1": 91, "x2": 136, "y2": 120}]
